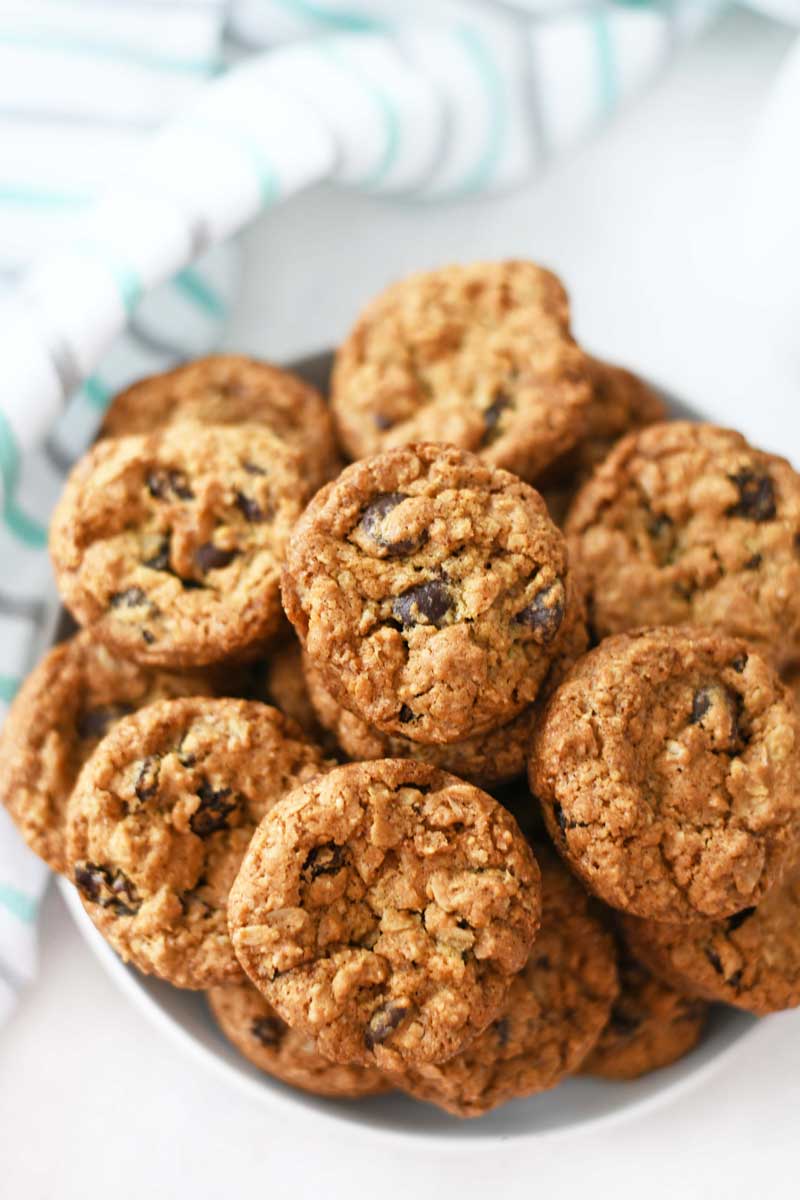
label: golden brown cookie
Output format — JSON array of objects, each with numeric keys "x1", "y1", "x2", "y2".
[
  {"x1": 331, "y1": 261, "x2": 593, "y2": 481},
  {"x1": 621, "y1": 865, "x2": 800, "y2": 1016},
  {"x1": 530, "y1": 627, "x2": 800, "y2": 922},
  {"x1": 208, "y1": 980, "x2": 390, "y2": 1099},
  {"x1": 101, "y1": 355, "x2": 340, "y2": 491},
  {"x1": 537, "y1": 357, "x2": 666, "y2": 523},
  {"x1": 566, "y1": 422, "x2": 800, "y2": 660},
  {"x1": 581, "y1": 947, "x2": 707, "y2": 1080},
  {"x1": 66, "y1": 697, "x2": 327, "y2": 989},
  {"x1": 0, "y1": 632, "x2": 213, "y2": 872},
  {"x1": 281, "y1": 443, "x2": 575, "y2": 744},
  {"x1": 50, "y1": 425, "x2": 305, "y2": 668},
  {"x1": 303, "y1": 654, "x2": 534, "y2": 789},
  {"x1": 300, "y1": 576, "x2": 587, "y2": 785},
  {"x1": 390, "y1": 848, "x2": 617, "y2": 1117},
  {"x1": 228, "y1": 760, "x2": 541, "y2": 1071}
]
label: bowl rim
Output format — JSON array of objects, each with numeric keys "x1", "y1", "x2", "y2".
[
  {"x1": 54, "y1": 358, "x2": 757, "y2": 1146},
  {"x1": 57, "y1": 877, "x2": 757, "y2": 1150}
]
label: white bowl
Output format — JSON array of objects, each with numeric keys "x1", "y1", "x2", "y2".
[{"x1": 58, "y1": 359, "x2": 758, "y2": 1143}]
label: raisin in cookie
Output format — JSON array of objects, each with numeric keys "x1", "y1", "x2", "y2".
[
  {"x1": 101, "y1": 355, "x2": 340, "y2": 491},
  {"x1": 208, "y1": 981, "x2": 390, "y2": 1099},
  {"x1": 331, "y1": 261, "x2": 593, "y2": 482},
  {"x1": 530, "y1": 628, "x2": 800, "y2": 922},
  {"x1": 566, "y1": 422, "x2": 800, "y2": 660},
  {"x1": 581, "y1": 946, "x2": 706, "y2": 1081},
  {"x1": 391, "y1": 848, "x2": 617, "y2": 1117},
  {"x1": 228, "y1": 760, "x2": 541, "y2": 1071},
  {"x1": 621, "y1": 865, "x2": 800, "y2": 1015},
  {"x1": 0, "y1": 633, "x2": 213, "y2": 873},
  {"x1": 66, "y1": 697, "x2": 326, "y2": 988},
  {"x1": 300, "y1": 581, "x2": 587, "y2": 785},
  {"x1": 281, "y1": 443, "x2": 574, "y2": 744},
  {"x1": 50, "y1": 425, "x2": 305, "y2": 668}
]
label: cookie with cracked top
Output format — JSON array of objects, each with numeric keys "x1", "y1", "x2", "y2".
[
  {"x1": 566, "y1": 421, "x2": 800, "y2": 661},
  {"x1": 302, "y1": 653, "x2": 536, "y2": 789},
  {"x1": 530, "y1": 627, "x2": 800, "y2": 922},
  {"x1": 0, "y1": 632, "x2": 214, "y2": 873},
  {"x1": 621, "y1": 864, "x2": 800, "y2": 1015},
  {"x1": 300, "y1": 582, "x2": 587, "y2": 786},
  {"x1": 390, "y1": 848, "x2": 617, "y2": 1117},
  {"x1": 581, "y1": 946, "x2": 707, "y2": 1080},
  {"x1": 66, "y1": 697, "x2": 327, "y2": 989},
  {"x1": 228, "y1": 759, "x2": 541, "y2": 1071},
  {"x1": 281, "y1": 442, "x2": 575, "y2": 745},
  {"x1": 208, "y1": 980, "x2": 391, "y2": 1099},
  {"x1": 331, "y1": 261, "x2": 593, "y2": 481},
  {"x1": 50, "y1": 425, "x2": 306, "y2": 667},
  {"x1": 101, "y1": 355, "x2": 341, "y2": 491}
]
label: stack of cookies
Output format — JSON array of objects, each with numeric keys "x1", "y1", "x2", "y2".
[{"x1": 3, "y1": 260, "x2": 800, "y2": 1120}]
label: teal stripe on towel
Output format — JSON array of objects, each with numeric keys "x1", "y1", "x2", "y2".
[
  {"x1": 174, "y1": 268, "x2": 228, "y2": 320},
  {"x1": 316, "y1": 41, "x2": 400, "y2": 189},
  {"x1": 82, "y1": 375, "x2": 112, "y2": 411},
  {"x1": 0, "y1": 185, "x2": 92, "y2": 209},
  {"x1": 0, "y1": 883, "x2": 38, "y2": 924},
  {"x1": 590, "y1": 12, "x2": 618, "y2": 115},
  {"x1": 454, "y1": 26, "x2": 507, "y2": 195},
  {"x1": 183, "y1": 121, "x2": 279, "y2": 207},
  {"x1": 269, "y1": 0, "x2": 385, "y2": 33},
  {"x1": 0, "y1": 675, "x2": 19, "y2": 704},
  {"x1": 0, "y1": 30, "x2": 217, "y2": 75},
  {"x1": 0, "y1": 412, "x2": 48, "y2": 548}
]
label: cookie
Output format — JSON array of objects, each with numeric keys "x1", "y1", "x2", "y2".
[
  {"x1": 537, "y1": 358, "x2": 665, "y2": 523},
  {"x1": 301, "y1": 576, "x2": 587, "y2": 783},
  {"x1": 331, "y1": 261, "x2": 593, "y2": 482},
  {"x1": 228, "y1": 760, "x2": 541, "y2": 1071},
  {"x1": 281, "y1": 443, "x2": 574, "y2": 744},
  {"x1": 621, "y1": 865, "x2": 800, "y2": 1016},
  {"x1": 0, "y1": 633, "x2": 213, "y2": 873},
  {"x1": 50, "y1": 425, "x2": 305, "y2": 668},
  {"x1": 302, "y1": 655, "x2": 535, "y2": 789},
  {"x1": 581, "y1": 947, "x2": 707, "y2": 1080},
  {"x1": 390, "y1": 848, "x2": 617, "y2": 1117},
  {"x1": 530, "y1": 627, "x2": 800, "y2": 922},
  {"x1": 208, "y1": 981, "x2": 390, "y2": 1099},
  {"x1": 101, "y1": 355, "x2": 340, "y2": 491},
  {"x1": 566, "y1": 422, "x2": 800, "y2": 660},
  {"x1": 66, "y1": 697, "x2": 327, "y2": 988}
]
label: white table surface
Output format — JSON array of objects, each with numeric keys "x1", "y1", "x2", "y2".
[{"x1": 3, "y1": 11, "x2": 800, "y2": 1199}]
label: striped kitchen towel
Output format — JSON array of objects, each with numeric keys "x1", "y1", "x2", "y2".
[{"x1": 0, "y1": 0, "x2": 794, "y2": 1022}]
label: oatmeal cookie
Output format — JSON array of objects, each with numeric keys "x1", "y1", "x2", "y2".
[
  {"x1": 281, "y1": 443, "x2": 574, "y2": 744},
  {"x1": 0, "y1": 632, "x2": 213, "y2": 873},
  {"x1": 621, "y1": 865, "x2": 800, "y2": 1015},
  {"x1": 530, "y1": 627, "x2": 800, "y2": 921},
  {"x1": 208, "y1": 980, "x2": 390, "y2": 1098},
  {"x1": 538, "y1": 358, "x2": 665, "y2": 523},
  {"x1": 581, "y1": 946, "x2": 707, "y2": 1080},
  {"x1": 101, "y1": 355, "x2": 340, "y2": 490},
  {"x1": 566, "y1": 422, "x2": 800, "y2": 660},
  {"x1": 228, "y1": 760, "x2": 541, "y2": 1071},
  {"x1": 50, "y1": 425, "x2": 305, "y2": 667},
  {"x1": 391, "y1": 848, "x2": 617, "y2": 1117},
  {"x1": 66, "y1": 697, "x2": 327, "y2": 988},
  {"x1": 331, "y1": 261, "x2": 593, "y2": 481}
]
